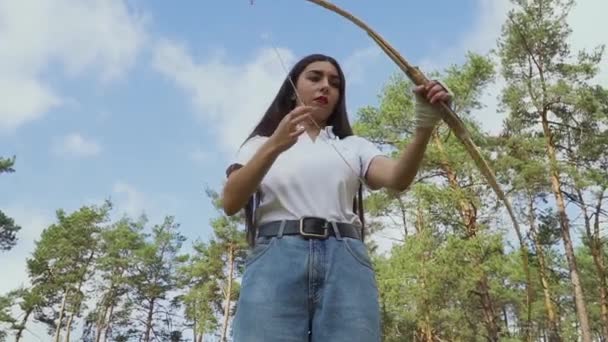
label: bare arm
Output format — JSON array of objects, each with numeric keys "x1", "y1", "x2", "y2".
[
  {"x1": 222, "y1": 140, "x2": 282, "y2": 216},
  {"x1": 366, "y1": 127, "x2": 433, "y2": 192},
  {"x1": 366, "y1": 80, "x2": 451, "y2": 192},
  {"x1": 222, "y1": 105, "x2": 313, "y2": 216}
]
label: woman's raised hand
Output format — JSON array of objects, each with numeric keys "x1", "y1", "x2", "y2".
[
  {"x1": 413, "y1": 80, "x2": 453, "y2": 128},
  {"x1": 268, "y1": 105, "x2": 313, "y2": 153}
]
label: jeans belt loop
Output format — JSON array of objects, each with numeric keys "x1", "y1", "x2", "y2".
[
  {"x1": 331, "y1": 222, "x2": 342, "y2": 240},
  {"x1": 277, "y1": 220, "x2": 286, "y2": 239}
]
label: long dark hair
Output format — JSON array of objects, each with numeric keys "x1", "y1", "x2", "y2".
[{"x1": 226, "y1": 53, "x2": 365, "y2": 245}]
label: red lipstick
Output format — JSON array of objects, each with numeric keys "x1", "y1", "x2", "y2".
[{"x1": 314, "y1": 96, "x2": 328, "y2": 105}]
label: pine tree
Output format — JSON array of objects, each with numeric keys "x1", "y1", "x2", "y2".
[{"x1": 497, "y1": 0, "x2": 606, "y2": 339}]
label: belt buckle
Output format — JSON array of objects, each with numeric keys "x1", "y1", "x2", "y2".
[{"x1": 299, "y1": 217, "x2": 329, "y2": 239}]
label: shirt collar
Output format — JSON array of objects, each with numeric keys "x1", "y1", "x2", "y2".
[
  {"x1": 297, "y1": 125, "x2": 337, "y2": 143},
  {"x1": 321, "y1": 125, "x2": 336, "y2": 139}
]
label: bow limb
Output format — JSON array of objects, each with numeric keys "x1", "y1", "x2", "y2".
[{"x1": 305, "y1": 0, "x2": 522, "y2": 235}]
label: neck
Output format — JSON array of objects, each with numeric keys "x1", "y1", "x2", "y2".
[
  {"x1": 306, "y1": 126, "x2": 320, "y2": 138},
  {"x1": 304, "y1": 120, "x2": 324, "y2": 139}
]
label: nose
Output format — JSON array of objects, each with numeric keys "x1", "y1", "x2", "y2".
[{"x1": 319, "y1": 77, "x2": 330, "y2": 93}]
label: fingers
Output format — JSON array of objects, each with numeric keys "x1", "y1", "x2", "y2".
[
  {"x1": 291, "y1": 111, "x2": 313, "y2": 126},
  {"x1": 289, "y1": 113, "x2": 313, "y2": 139},
  {"x1": 289, "y1": 124, "x2": 307, "y2": 138},
  {"x1": 288, "y1": 105, "x2": 314, "y2": 119},
  {"x1": 417, "y1": 81, "x2": 450, "y2": 104},
  {"x1": 430, "y1": 91, "x2": 450, "y2": 104},
  {"x1": 425, "y1": 83, "x2": 443, "y2": 103},
  {"x1": 286, "y1": 105, "x2": 314, "y2": 133}
]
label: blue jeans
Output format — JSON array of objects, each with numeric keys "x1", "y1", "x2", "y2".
[{"x1": 231, "y1": 226, "x2": 381, "y2": 341}]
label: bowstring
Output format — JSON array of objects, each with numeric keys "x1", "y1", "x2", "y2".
[
  {"x1": 249, "y1": 0, "x2": 369, "y2": 190},
  {"x1": 267, "y1": 43, "x2": 370, "y2": 189}
]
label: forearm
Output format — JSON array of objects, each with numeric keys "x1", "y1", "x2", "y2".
[
  {"x1": 222, "y1": 140, "x2": 281, "y2": 216},
  {"x1": 390, "y1": 126, "x2": 434, "y2": 191}
]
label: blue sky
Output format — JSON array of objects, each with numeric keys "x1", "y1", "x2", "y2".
[{"x1": 1, "y1": 0, "x2": 606, "y2": 324}]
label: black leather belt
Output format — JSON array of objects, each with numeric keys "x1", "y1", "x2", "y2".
[{"x1": 257, "y1": 217, "x2": 361, "y2": 240}]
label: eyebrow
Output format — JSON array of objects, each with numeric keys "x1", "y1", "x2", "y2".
[{"x1": 306, "y1": 69, "x2": 340, "y2": 81}]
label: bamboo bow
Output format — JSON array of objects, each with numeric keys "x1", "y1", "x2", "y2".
[{"x1": 304, "y1": 0, "x2": 522, "y2": 234}]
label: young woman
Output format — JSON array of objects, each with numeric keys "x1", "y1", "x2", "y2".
[{"x1": 222, "y1": 53, "x2": 452, "y2": 342}]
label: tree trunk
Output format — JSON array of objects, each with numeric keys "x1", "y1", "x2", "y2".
[
  {"x1": 590, "y1": 191, "x2": 608, "y2": 340},
  {"x1": 502, "y1": 305, "x2": 509, "y2": 336},
  {"x1": 537, "y1": 255, "x2": 561, "y2": 342},
  {"x1": 144, "y1": 298, "x2": 155, "y2": 342},
  {"x1": 14, "y1": 308, "x2": 32, "y2": 342},
  {"x1": 522, "y1": 253, "x2": 533, "y2": 342},
  {"x1": 476, "y1": 275, "x2": 500, "y2": 342},
  {"x1": 528, "y1": 194, "x2": 561, "y2": 342},
  {"x1": 64, "y1": 312, "x2": 76, "y2": 342},
  {"x1": 540, "y1": 113, "x2": 592, "y2": 342},
  {"x1": 95, "y1": 297, "x2": 116, "y2": 342},
  {"x1": 433, "y1": 133, "x2": 476, "y2": 232},
  {"x1": 515, "y1": 3, "x2": 593, "y2": 334},
  {"x1": 54, "y1": 290, "x2": 69, "y2": 342},
  {"x1": 221, "y1": 244, "x2": 235, "y2": 342},
  {"x1": 593, "y1": 251, "x2": 608, "y2": 341},
  {"x1": 60, "y1": 248, "x2": 95, "y2": 342},
  {"x1": 101, "y1": 302, "x2": 115, "y2": 342},
  {"x1": 192, "y1": 315, "x2": 197, "y2": 342},
  {"x1": 95, "y1": 304, "x2": 110, "y2": 342},
  {"x1": 397, "y1": 196, "x2": 409, "y2": 238},
  {"x1": 414, "y1": 204, "x2": 434, "y2": 342},
  {"x1": 65, "y1": 255, "x2": 93, "y2": 342},
  {"x1": 433, "y1": 133, "x2": 501, "y2": 341}
]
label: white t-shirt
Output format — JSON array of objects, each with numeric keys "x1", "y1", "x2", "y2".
[{"x1": 229, "y1": 126, "x2": 386, "y2": 226}]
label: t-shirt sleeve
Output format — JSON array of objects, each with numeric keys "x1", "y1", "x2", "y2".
[
  {"x1": 226, "y1": 136, "x2": 267, "y2": 177},
  {"x1": 356, "y1": 136, "x2": 386, "y2": 179}
]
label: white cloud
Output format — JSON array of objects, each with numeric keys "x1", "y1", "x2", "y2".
[
  {"x1": 416, "y1": 0, "x2": 512, "y2": 134},
  {"x1": 0, "y1": 78, "x2": 62, "y2": 132},
  {"x1": 52, "y1": 133, "x2": 102, "y2": 158},
  {"x1": 189, "y1": 147, "x2": 209, "y2": 164},
  {"x1": 112, "y1": 182, "x2": 148, "y2": 219},
  {"x1": 110, "y1": 181, "x2": 179, "y2": 225},
  {"x1": 471, "y1": 76, "x2": 507, "y2": 134},
  {"x1": 419, "y1": 0, "x2": 607, "y2": 135},
  {"x1": 368, "y1": 214, "x2": 409, "y2": 256},
  {"x1": 152, "y1": 39, "x2": 387, "y2": 154},
  {"x1": 152, "y1": 39, "x2": 295, "y2": 153},
  {"x1": 0, "y1": 0, "x2": 147, "y2": 133},
  {"x1": 0, "y1": 206, "x2": 55, "y2": 342},
  {"x1": 418, "y1": 0, "x2": 513, "y2": 73},
  {"x1": 0, "y1": 206, "x2": 54, "y2": 294},
  {"x1": 342, "y1": 45, "x2": 383, "y2": 86},
  {"x1": 568, "y1": 0, "x2": 608, "y2": 86}
]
